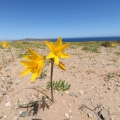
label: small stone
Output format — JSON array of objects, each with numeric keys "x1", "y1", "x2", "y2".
[
  {"x1": 65, "y1": 113, "x2": 69, "y2": 119},
  {"x1": 73, "y1": 99, "x2": 77, "y2": 103},
  {"x1": 108, "y1": 87, "x2": 111, "y2": 90},
  {"x1": 3, "y1": 115, "x2": 7, "y2": 118},
  {"x1": 0, "y1": 116, "x2": 3, "y2": 119},
  {"x1": 96, "y1": 89, "x2": 99, "y2": 92},
  {"x1": 87, "y1": 113, "x2": 93, "y2": 118},
  {"x1": 5, "y1": 101, "x2": 11, "y2": 107},
  {"x1": 69, "y1": 93, "x2": 78, "y2": 97},
  {"x1": 19, "y1": 111, "x2": 28, "y2": 117},
  {"x1": 65, "y1": 91, "x2": 69, "y2": 94},
  {"x1": 13, "y1": 116, "x2": 19, "y2": 120},
  {"x1": 15, "y1": 81, "x2": 20, "y2": 85},
  {"x1": 99, "y1": 109, "x2": 110, "y2": 120},
  {"x1": 79, "y1": 90, "x2": 84, "y2": 95},
  {"x1": 19, "y1": 110, "x2": 22, "y2": 114},
  {"x1": 68, "y1": 104, "x2": 71, "y2": 107}
]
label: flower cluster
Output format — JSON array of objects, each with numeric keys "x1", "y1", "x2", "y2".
[
  {"x1": 2, "y1": 41, "x2": 9, "y2": 48},
  {"x1": 20, "y1": 37, "x2": 70, "y2": 82}
]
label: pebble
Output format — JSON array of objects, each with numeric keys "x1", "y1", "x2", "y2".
[
  {"x1": 79, "y1": 90, "x2": 84, "y2": 95},
  {"x1": 3, "y1": 115, "x2": 7, "y2": 118},
  {"x1": 69, "y1": 93, "x2": 78, "y2": 97},
  {"x1": 65, "y1": 113, "x2": 70, "y2": 119},
  {"x1": 5, "y1": 101, "x2": 11, "y2": 107},
  {"x1": 68, "y1": 103, "x2": 71, "y2": 107},
  {"x1": 19, "y1": 110, "x2": 23, "y2": 114},
  {"x1": 87, "y1": 113, "x2": 93, "y2": 118},
  {"x1": 99, "y1": 109, "x2": 110, "y2": 119},
  {"x1": 19, "y1": 111, "x2": 30, "y2": 117},
  {"x1": 65, "y1": 91, "x2": 69, "y2": 94},
  {"x1": 13, "y1": 116, "x2": 19, "y2": 120}
]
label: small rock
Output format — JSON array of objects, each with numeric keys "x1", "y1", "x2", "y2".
[
  {"x1": 79, "y1": 90, "x2": 84, "y2": 95},
  {"x1": 68, "y1": 103, "x2": 71, "y2": 107},
  {"x1": 5, "y1": 101, "x2": 11, "y2": 107},
  {"x1": 13, "y1": 116, "x2": 19, "y2": 120},
  {"x1": 96, "y1": 89, "x2": 99, "y2": 92},
  {"x1": 3, "y1": 115, "x2": 7, "y2": 118},
  {"x1": 108, "y1": 87, "x2": 111, "y2": 90},
  {"x1": 65, "y1": 113, "x2": 70, "y2": 119},
  {"x1": 65, "y1": 91, "x2": 69, "y2": 94},
  {"x1": 0, "y1": 116, "x2": 3, "y2": 119},
  {"x1": 99, "y1": 109, "x2": 111, "y2": 120},
  {"x1": 87, "y1": 113, "x2": 93, "y2": 118},
  {"x1": 73, "y1": 99, "x2": 77, "y2": 103},
  {"x1": 69, "y1": 93, "x2": 78, "y2": 97},
  {"x1": 19, "y1": 111, "x2": 23, "y2": 114},
  {"x1": 19, "y1": 111, "x2": 28, "y2": 117}
]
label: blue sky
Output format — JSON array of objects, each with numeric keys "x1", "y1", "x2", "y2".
[{"x1": 0, "y1": 0, "x2": 120, "y2": 40}]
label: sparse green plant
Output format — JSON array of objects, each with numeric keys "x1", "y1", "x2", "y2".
[
  {"x1": 104, "y1": 72, "x2": 115, "y2": 84},
  {"x1": 108, "y1": 72, "x2": 114, "y2": 78},
  {"x1": 46, "y1": 79, "x2": 71, "y2": 91},
  {"x1": 82, "y1": 46, "x2": 100, "y2": 53},
  {"x1": 101, "y1": 41, "x2": 115, "y2": 47},
  {"x1": 40, "y1": 69, "x2": 47, "y2": 79},
  {"x1": 115, "y1": 52, "x2": 120, "y2": 56},
  {"x1": 18, "y1": 51, "x2": 30, "y2": 58},
  {"x1": 111, "y1": 56, "x2": 119, "y2": 63}
]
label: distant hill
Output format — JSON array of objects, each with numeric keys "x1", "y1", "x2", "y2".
[{"x1": 20, "y1": 38, "x2": 48, "y2": 42}]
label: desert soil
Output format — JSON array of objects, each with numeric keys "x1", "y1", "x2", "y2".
[{"x1": 0, "y1": 45, "x2": 120, "y2": 120}]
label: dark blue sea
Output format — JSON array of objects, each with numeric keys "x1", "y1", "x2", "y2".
[{"x1": 50, "y1": 36, "x2": 120, "y2": 42}]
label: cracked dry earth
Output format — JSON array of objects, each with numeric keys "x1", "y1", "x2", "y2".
[{"x1": 0, "y1": 45, "x2": 120, "y2": 120}]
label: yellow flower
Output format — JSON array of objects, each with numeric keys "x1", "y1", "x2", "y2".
[
  {"x1": 111, "y1": 43, "x2": 115, "y2": 47},
  {"x1": 2, "y1": 41, "x2": 9, "y2": 48},
  {"x1": 20, "y1": 48, "x2": 45, "y2": 82},
  {"x1": 45, "y1": 37, "x2": 70, "y2": 65}
]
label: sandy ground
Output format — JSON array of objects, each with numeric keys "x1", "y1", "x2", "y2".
[{"x1": 0, "y1": 45, "x2": 120, "y2": 120}]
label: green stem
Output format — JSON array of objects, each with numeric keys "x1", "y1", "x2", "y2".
[{"x1": 50, "y1": 58, "x2": 54, "y2": 102}]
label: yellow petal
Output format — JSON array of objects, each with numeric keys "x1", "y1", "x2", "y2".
[
  {"x1": 60, "y1": 52, "x2": 70, "y2": 58},
  {"x1": 20, "y1": 69, "x2": 31, "y2": 76},
  {"x1": 23, "y1": 55, "x2": 36, "y2": 61},
  {"x1": 37, "y1": 68, "x2": 43, "y2": 78},
  {"x1": 46, "y1": 52, "x2": 55, "y2": 59},
  {"x1": 55, "y1": 55, "x2": 59, "y2": 65},
  {"x1": 20, "y1": 61, "x2": 36, "y2": 67},
  {"x1": 58, "y1": 62, "x2": 66, "y2": 70},
  {"x1": 45, "y1": 41, "x2": 54, "y2": 51},
  {"x1": 37, "y1": 59, "x2": 44, "y2": 68},
  {"x1": 28, "y1": 48, "x2": 38, "y2": 57},
  {"x1": 55, "y1": 43, "x2": 70, "y2": 52},
  {"x1": 31, "y1": 72, "x2": 38, "y2": 82},
  {"x1": 55, "y1": 37, "x2": 62, "y2": 47}
]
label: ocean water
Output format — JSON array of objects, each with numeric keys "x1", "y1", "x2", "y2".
[{"x1": 51, "y1": 36, "x2": 120, "y2": 42}]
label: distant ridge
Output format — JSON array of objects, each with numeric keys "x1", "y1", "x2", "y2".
[{"x1": 20, "y1": 38, "x2": 46, "y2": 41}]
